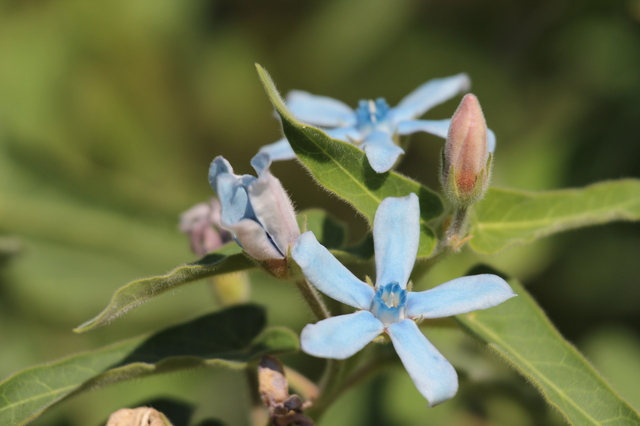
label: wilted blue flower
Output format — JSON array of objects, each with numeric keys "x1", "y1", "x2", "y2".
[
  {"x1": 208, "y1": 153, "x2": 299, "y2": 262},
  {"x1": 292, "y1": 194, "x2": 515, "y2": 406},
  {"x1": 258, "y1": 74, "x2": 496, "y2": 173}
]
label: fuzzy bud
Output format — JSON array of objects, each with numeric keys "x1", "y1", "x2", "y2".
[{"x1": 441, "y1": 94, "x2": 492, "y2": 207}]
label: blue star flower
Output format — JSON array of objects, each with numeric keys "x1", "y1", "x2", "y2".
[
  {"x1": 258, "y1": 74, "x2": 496, "y2": 173},
  {"x1": 292, "y1": 194, "x2": 515, "y2": 406},
  {"x1": 208, "y1": 153, "x2": 299, "y2": 262}
]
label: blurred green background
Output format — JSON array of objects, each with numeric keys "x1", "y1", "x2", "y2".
[{"x1": 1, "y1": 0, "x2": 639, "y2": 425}]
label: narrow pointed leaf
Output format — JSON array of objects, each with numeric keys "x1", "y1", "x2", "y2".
[
  {"x1": 0, "y1": 305, "x2": 298, "y2": 426},
  {"x1": 256, "y1": 64, "x2": 443, "y2": 258},
  {"x1": 457, "y1": 269, "x2": 640, "y2": 425},
  {"x1": 75, "y1": 243, "x2": 255, "y2": 332},
  {"x1": 470, "y1": 179, "x2": 640, "y2": 253}
]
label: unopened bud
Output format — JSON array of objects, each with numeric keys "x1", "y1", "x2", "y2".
[
  {"x1": 441, "y1": 94, "x2": 492, "y2": 207},
  {"x1": 106, "y1": 407, "x2": 173, "y2": 426}
]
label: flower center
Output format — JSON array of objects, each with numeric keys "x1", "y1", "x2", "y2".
[
  {"x1": 370, "y1": 282, "x2": 407, "y2": 326},
  {"x1": 355, "y1": 98, "x2": 391, "y2": 134}
]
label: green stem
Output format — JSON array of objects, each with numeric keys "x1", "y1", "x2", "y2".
[
  {"x1": 295, "y1": 278, "x2": 331, "y2": 321},
  {"x1": 308, "y1": 352, "x2": 395, "y2": 419},
  {"x1": 445, "y1": 205, "x2": 469, "y2": 246}
]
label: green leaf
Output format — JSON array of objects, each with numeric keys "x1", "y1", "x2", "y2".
[
  {"x1": 298, "y1": 208, "x2": 346, "y2": 250},
  {"x1": 255, "y1": 64, "x2": 444, "y2": 258},
  {"x1": 74, "y1": 243, "x2": 255, "y2": 332},
  {"x1": 457, "y1": 267, "x2": 640, "y2": 425},
  {"x1": 298, "y1": 208, "x2": 374, "y2": 262},
  {"x1": 0, "y1": 305, "x2": 298, "y2": 426},
  {"x1": 0, "y1": 236, "x2": 21, "y2": 260},
  {"x1": 470, "y1": 179, "x2": 640, "y2": 254}
]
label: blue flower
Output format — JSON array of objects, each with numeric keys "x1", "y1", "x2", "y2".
[
  {"x1": 292, "y1": 194, "x2": 515, "y2": 406},
  {"x1": 208, "y1": 153, "x2": 299, "y2": 262},
  {"x1": 258, "y1": 75, "x2": 496, "y2": 173}
]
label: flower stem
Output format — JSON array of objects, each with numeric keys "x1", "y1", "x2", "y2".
[
  {"x1": 445, "y1": 206, "x2": 469, "y2": 248},
  {"x1": 307, "y1": 351, "x2": 395, "y2": 419},
  {"x1": 295, "y1": 278, "x2": 331, "y2": 321}
]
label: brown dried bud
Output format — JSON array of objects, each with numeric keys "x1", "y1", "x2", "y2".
[
  {"x1": 258, "y1": 356, "x2": 315, "y2": 425},
  {"x1": 106, "y1": 407, "x2": 173, "y2": 426},
  {"x1": 259, "y1": 356, "x2": 290, "y2": 406},
  {"x1": 441, "y1": 94, "x2": 492, "y2": 206}
]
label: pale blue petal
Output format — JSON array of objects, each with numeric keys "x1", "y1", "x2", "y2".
[
  {"x1": 374, "y1": 194, "x2": 420, "y2": 289},
  {"x1": 250, "y1": 152, "x2": 272, "y2": 176},
  {"x1": 257, "y1": 138, "x2": 297, "y2": 162},
  {"x1": 361, "y1": 131, "x2": 405, "y2": 173},
  {"x1": 216, "y1": 173, "x2": 253, "y2": 226},
  {"x1": 325, "y1": 126, "x2": 362, "y2": 143},
  {"x1": 247, "y1": 157, "x2": 300, "y2": 255},
  {"x1": 392, "y1": 74, "x2": 471, "y2": 123},
  {"x1": 292, "y1": 231, "x2": 375, "y2": 310},
  {"x1": 406, "y1": 274, "x2": 516, "y2": 319},
  {"x1": 398, "y1": 119, "x2": 497, "y2": 154},
  {"x1": 208, "y1": 156, "x2": 234, "y2": 193},
  {"x1": 301, "y1": 311, "x2": 383, "y2": 359},
  {"x1": 487, "y1": 128, "x2": 496, "y2": 153},
  {"x1": 286, "y1": 90, "x2": 357, "y2": 127},
  {"x1": 396, "y1": 119, "x2": 451, "y2": 139},
  {"x1": 387, "y1": 319, "x2": 458, "y2": 407}
]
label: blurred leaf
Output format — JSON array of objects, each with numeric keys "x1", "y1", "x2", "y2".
[
  {"x1": 0, "y1": 305, "x2": 298, "y2": 426},
  {"x1": 582, "y1": 327, "x2": 640, "y2": 411},
  {"x1": 256, "y1": 64, "x2": 443, "y2": 258},
  {"x1": 75, "y1": 243, "x2": 255, "y2": 332},
  {"x1": 0, "y1": 236, "x2": 21, "y2": 259},
  {"x1": 457, "y1": 268, "x2": 640, "y2": 425},
  {"x1": 298, "y1": 208, "x2": 346, "y2": 250},
  {"x1": 298, "y1": 208, "x2": 374, "y2": 262},
  {"x1": 469, "y1": 179, "x2": 640, "y2": 254}
]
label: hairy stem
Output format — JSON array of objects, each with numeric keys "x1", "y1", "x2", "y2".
[
  {"x1": 445, "y1": 206, "x2": 469, "y2": 247},
  {"x1": 295, "y1": 278, "x2": 331, "y2": 321}
]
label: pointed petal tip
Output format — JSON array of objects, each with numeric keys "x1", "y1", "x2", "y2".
[
  {"x1": 250, "y1": 151, "x2": 273, "y2": 176},
  {"x1": 208, "y1": 156, "x2": 233, "y2": 193}
]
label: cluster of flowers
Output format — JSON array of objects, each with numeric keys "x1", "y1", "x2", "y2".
[{"x1": 180, "y1": 75, "x2": 515, "y2": 407}]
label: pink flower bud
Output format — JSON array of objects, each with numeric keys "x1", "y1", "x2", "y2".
[
  {"x1": 441, "y1": 93, "x2": 492, "y2": 206},
  {"x1": 179, "y1": 198, "x2": 232, "y2": 257}
]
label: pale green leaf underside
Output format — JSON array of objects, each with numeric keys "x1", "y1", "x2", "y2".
[
  {"x1": 457, "y1": 274, "x2": 640, "y2": 425},
  {"x1": 470, "y1": 179, "x2": 640, "y2": 253},
  {"x1": 74, "y1": 243, "x2": 255, "y2": 332},
  {"x1": 0, "y1": 305, "x2": 298, "y2": 426},
  {"x1": 256, "y1": 64, "x2": 443, "y2": 258}
]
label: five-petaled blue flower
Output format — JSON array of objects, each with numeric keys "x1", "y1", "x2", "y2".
[
  {"x1": 292, "y1": 193, "x2": 515, "y2": 406},
  {"x1": 257, "y1": 74, "x2": 496, "y2": 173},
  {"x1": 208, "y1": 153, "x2": 299, "y2": 261}
]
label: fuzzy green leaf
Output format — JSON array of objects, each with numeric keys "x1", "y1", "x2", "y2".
[
  {"x1": 74, "y1": 243, "x2": 255, "y2": 332},
  {"x1": 256, "y1": 64, "x2": 443, "y2": 258},
  {"x1": 470, "y1": 179, "x2": 640, "y2": 253},
  {"x1": 0, "y1": 305, "x2": 298, "y2": 426},
  {"x1": 457, "y1": 268, "x2": 640, "y2": 425}
]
